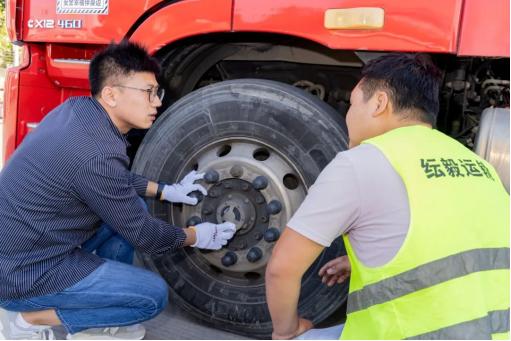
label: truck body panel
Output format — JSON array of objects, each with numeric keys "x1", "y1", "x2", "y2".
[
  {"x1": 457, "y1": 0, "x2": 510, "y2": 57},
  {"x1": 233, "y1": 0, "x2": 463, "y2": 54},
  {"x1": 130, "y1": 0, "x2": 233, "y2": 54},
  {"x1": 21, "y1": 0, "x2": 166, "y2": 44},
  {"x1": 13, "y1": 0, "x2": 510, "y2": 56}
]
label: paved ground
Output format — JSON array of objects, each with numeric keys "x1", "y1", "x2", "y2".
[
  {"x1": 53, "y1": 299, "x2": 248, "y2": 340},
  {"x1": 141, "y1": 304, "x2": 248, "y2": 340}
]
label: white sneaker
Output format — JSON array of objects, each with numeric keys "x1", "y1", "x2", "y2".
[
  {"x1": 66, "y1": 323, "x2": 146, "y2": 340},
  {"x1": 0, "y1": 309, "x2": 55, "y2": 340}
]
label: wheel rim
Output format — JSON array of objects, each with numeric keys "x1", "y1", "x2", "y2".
[{"x1": 169, "y1": 138, "x2": 307, "y2": 284}]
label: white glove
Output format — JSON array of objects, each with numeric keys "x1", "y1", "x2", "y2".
[
  {"x1": 161, "y1": 170, "x2": 207, "y2": 205},
  {"x1": 192, "y1": 222, "x2": 236, "y2": 250}
]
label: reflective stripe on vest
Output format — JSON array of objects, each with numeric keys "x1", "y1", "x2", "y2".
[
  {"x1": 348, "y1": 247, "x2": 510, "y2": 313},
  {"x1": 407, "y1": 309, "x2": 510, "y2": 339}
]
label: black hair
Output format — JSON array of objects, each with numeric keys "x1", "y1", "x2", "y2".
[
  {"x1": 89, "y1": 40, "x2": 161, "y2": 97},
  {"x1": 359, "y1": 53, "x2": 443, "y2": 125}
]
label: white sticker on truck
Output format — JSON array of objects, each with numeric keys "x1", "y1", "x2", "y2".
[{"x1": 56, "y1": 0, "x2": 109, "y2": 15}]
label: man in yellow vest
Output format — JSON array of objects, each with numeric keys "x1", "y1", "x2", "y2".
[{"x1": 265, "y1": 53, "x2": 510, "y2": 340}]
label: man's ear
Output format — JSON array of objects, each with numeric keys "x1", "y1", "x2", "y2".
[
  {"x1": 100, "y1": 86, "x2": 117, "y2": 108},
  {"x1": 371, "y1": 90, "x2": 390, "y2": 117}
]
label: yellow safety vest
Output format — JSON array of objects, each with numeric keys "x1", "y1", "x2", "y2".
[{"x1": 341, "y1": 125, "x2": 510, "y2": 340}]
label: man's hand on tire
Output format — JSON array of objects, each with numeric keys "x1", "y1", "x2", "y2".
[
  {"x1": 161, "y1": 170, "x2": 208, "y2": 205},
  {"x1": 318, "y1": 255, "x2": 351, "y2": 286},
  {"x1": 191, "y1": 222, "x2": 236, "y2": 250}
]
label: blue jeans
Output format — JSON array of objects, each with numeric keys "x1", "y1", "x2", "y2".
[
  {"x1": 81, "y1": 196, "x2": 148, "y2": 264},
  {"x1": 0, "y1": 201, "x2": 168, "y2": 334},
  {"x1": 81, "y1": 222, "x2": 135, "y2": 264},
  {"x1": 0, "y1": 260, "x2": 168, "y2": 334}
]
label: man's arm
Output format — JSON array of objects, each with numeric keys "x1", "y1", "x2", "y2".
[
  {"x1": 266, "y1": 228, "x2": 325, "y2": 339},
  {"x1": 182, "y1": 227, "x2": 197, "y2": 247},
  {"x1": 129, "y1": 172, "x2": 150, "y2": 197},
  {"x1": 73, "y1": 156, "x2": 235, "y2": 252},
  {"x1": 145, "y1": 180, "x2": 158, "y2": 198},
  {"x1": 129, "y1": 175, "x2": 198, "y2": 245},
  {"x1": 266, "y1": 152, "x2": 361, "y2": 339},
  {"x1": 73, "y1": 155, "x2": 189, "y2": 253}
]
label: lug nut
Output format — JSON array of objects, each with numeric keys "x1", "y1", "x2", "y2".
[
  {"x1": 264, "y1": 228, "x2": 280, "y2": 242},
  {"x1": 266, "y1": 200, "x2": 282, "y2": 215},
  {"x1": 189, "y1": 190, "x2": 204, "y2": 203},
  {"x1": 230, "y1": 165, "x2": 244, "y2": 178},
  {"x1": 186, "y1": 216, "x2": 202, "y2": 227},
  {"x1": 261, "y1": 216, "x2": 268, "y2": 223},
  {"x1": 252, "y1": 176, "x2": 268, "y2": 190},
  {"x1": 204, "y1": 170, "x2": 219, "y2": 184},
  {"x1": 255, "y1": 195, "x2": 265, "y2": 205},
  {"x1": 247, "y1": 247, "x2": 263, "y2": 263},
  {"x1": 221, "y1": 251, "x2": 238, "y2": 267}
]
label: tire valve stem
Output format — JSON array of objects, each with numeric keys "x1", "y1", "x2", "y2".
[{"x1": 221, "y1": 251, "x2": 238, "y2": 267}]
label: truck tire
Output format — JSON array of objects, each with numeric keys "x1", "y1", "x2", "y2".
[{"x1": 132, "y1": 79, "x2": 349, "y2": 338}]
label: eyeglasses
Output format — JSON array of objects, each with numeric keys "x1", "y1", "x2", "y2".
[{"x1": 113, "y1": 85, "x2": 165, "y2": 102}]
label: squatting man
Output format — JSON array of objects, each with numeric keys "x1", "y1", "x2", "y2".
[{"x1": 0, "y1": 41, "x2": 236, "y2": 340}]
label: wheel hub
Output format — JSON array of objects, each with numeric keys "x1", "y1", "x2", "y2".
[
  {"x1": 174, "y1": 140, "x2": 307, "y2": 277},
  {"x1": 217, "y1": 194, "x2": 253, "y2": 233},
  {"x1": 204, "y1": 178, "x2": 266, "y2": 237}
]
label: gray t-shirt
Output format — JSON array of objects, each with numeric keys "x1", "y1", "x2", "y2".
[{"x1": 287, "y1": 144, "x2": 410, "y2": 267}]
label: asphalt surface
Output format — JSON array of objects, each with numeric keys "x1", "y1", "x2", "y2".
[
  {"x1": 0, "y1": 120, "x2": 250, "y2": 340},
  {"x1": 53, "y1": 298, "x2": 248, "y2": 340}
]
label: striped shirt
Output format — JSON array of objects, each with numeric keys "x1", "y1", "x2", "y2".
[{"x1": 0, "y1": 97, "x2": 186, "y2": 299}]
